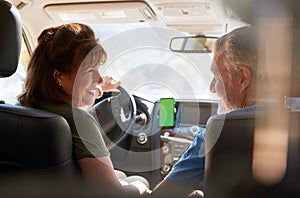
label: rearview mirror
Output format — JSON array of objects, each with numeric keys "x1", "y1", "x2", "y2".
[{"x1": 170, "y1": 35, "x2": 217, "y2": 53}]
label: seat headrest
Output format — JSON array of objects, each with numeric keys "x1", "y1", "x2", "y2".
[{"x1": 0, "y1": 0, "x2": 22, "y2": 77}]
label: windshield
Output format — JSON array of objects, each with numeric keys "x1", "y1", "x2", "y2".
[
  {"x1": 91, "y1": 22, "x2": 216, "y2": 102},
  {"x1": 0, "y1": 22, "x2": 217, "y2": 104}
]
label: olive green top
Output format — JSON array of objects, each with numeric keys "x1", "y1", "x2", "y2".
[{"x1": 40, "y1": 102, "x2": 110, "y2": 160}]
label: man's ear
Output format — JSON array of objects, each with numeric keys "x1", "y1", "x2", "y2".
[
  {"x1": 239, "y1": 66, "x2": 252, "y2": 92},
  {"x1": 53, "y1": 70, "x2": 63, "y2": 86}
]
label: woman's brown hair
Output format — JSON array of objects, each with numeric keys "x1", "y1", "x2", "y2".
[{"x1": 18, "y1": 23, "x2": 107, "y2": 107}]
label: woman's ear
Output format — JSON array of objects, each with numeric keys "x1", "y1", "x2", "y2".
[
  {"x1": 53, "y1": 70, "x2": 63, "y2": 86},
  {"x1": 239, "y1": 66, "x2": 252, "y2": 92}
]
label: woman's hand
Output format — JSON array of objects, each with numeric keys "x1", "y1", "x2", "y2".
[
  {"x1": 129, "y1": 180, "x2": 152, "y2": 195},
  {"x1": 95, "y1": 75, "x2": 121, "y2": 99},
  {"x1": 100, "y1": 75, "x2": 121, "y2": 92}
]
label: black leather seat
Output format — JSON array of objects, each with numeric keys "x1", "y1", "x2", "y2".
[
  {"x1": 0, "y1": 0, "x2": 21, "y2": 78},
  {"x1": 204, "y1": 105, "x2": 300, "y2": 198},
  {"x1": 204, "y1": 106, "x2": 260, "y2": 198},
  {"x1": 0, "y1": 0, "x2": 80, "y2": 181}
]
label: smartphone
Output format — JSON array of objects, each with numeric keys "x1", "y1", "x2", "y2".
[{"x1": 159, "y1": 98, "x2": 175, "y2": 127}]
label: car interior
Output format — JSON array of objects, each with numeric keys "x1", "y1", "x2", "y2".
[
  {"x1": 0, "y1": 0, "x2": 80, "y2": 180},
  {"x1": 1, "y1": 0, "x2": 300, "y2": 197}
]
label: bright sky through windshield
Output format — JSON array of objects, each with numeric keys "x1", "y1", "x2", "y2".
[{"x1": 90, "y1": 23, "x2": 216, "y2": 102}]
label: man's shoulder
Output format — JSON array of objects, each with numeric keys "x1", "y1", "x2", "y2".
[
  {"x1": 209, "y1": 100, "x2": 277, "y2": 121},
  {"x1": 228, "y1": 99, "x2": 278, "y2": 115},
  {"x1": 226, "y1": 105, "x2": 256, "y2": 117}
]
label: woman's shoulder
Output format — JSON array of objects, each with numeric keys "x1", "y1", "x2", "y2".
[{"x1": 40, "y1": 102, "x2": 91, "y2": 120}]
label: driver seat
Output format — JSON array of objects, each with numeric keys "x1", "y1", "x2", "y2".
[{"x1": 0, "y1": 0, "x2": 80, "y2": 180}]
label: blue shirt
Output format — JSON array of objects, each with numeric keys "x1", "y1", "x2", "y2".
[
  {"x1": 164, "y1": 129, "x2": 206, "y2": 190},
  {"x1": 163, "y1": 104, "x2": 261, "y2": 190}
]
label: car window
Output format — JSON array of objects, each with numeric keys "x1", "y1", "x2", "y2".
[{"x1": 0, "y1": 37, "x2": 29, "y2": 104}]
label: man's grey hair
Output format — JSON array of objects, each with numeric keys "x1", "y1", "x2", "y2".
[{"x1": 214, "y1": 25, "x2": 266, "y2": 82}]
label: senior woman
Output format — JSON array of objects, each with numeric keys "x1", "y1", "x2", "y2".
[{"x1": 18, "y1": 23, "x2": 149, "y2": 195}]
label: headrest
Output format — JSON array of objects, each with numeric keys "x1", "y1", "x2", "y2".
[{"x1": 0, "y1": 0, "x2": 22, "y2": 77}]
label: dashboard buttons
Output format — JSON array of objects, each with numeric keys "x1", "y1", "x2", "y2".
[
  {"x1": 190, "y1": 125, "x2": 200, "y2": 134},
  {"x1": 163, "y1": 164, "x2": 171, "y2": 172},
  {"x1": 161, "y1": 164, "x2": 171, "y2": 175},
  {"x1": 137, "y1": 132, "x2": 148, "y2": 144},
  {"x1": 162, "y1": 145, "x2": 170, "y2": 154}
]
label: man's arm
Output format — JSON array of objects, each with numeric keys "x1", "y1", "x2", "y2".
[{"x1": 151, "y1": 131, "x2": 206, "y2": 197}]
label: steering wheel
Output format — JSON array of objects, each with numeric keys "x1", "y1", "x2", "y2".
[{"x1": 89, "y1": 86, "x2": 137, "y2": 150}]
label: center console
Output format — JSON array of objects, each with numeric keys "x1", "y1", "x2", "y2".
[{"x1": 159, "y1": 100, "x2": 217, "y2": 177}]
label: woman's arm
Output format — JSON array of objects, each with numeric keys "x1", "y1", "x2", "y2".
[
  {"x1": 78, "y1": 156, "x2": 123, "y2": 190},
  {"x1": 78, "y1": 156, "x2": 150, "y2": 195}
]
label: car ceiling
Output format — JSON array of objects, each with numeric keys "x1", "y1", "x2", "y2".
[{"x1": 8, "y1": 0, "x2": 244, "y2": 50}]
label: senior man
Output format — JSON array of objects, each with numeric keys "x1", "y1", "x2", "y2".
[{"x1": 151, "y1": 25, "x2": 267, "y2": 197}]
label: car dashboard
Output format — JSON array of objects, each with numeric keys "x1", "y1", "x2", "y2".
[{"x1": 106, "y1": 94, "x2": 218, "y2": 188}]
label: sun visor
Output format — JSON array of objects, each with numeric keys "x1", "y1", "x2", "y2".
[{"x1": 44, "y1": 1, "x2": 157, "y2": 24}]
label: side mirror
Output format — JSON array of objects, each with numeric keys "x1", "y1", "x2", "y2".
[{"x1": 170, "y1": 35, "x2": 217, "y2": 53}]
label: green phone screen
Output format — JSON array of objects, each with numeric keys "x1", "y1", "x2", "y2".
[{"x1": 159, "y1": 98, "x2": 175, "y2": 127}]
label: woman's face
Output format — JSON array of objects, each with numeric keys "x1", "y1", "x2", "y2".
[{"x1": 60, "y1": 59, "x2": 103, "y2": 108}]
